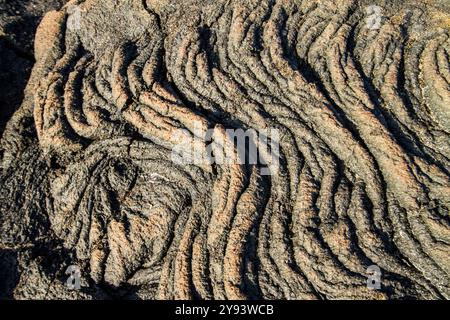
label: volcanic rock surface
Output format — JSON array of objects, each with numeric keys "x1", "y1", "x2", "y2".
[
  {"x1": 0, "y1": 0, "x2": 65, "y2": 133},
  {"x1": 0, "y1": 0, "x2": 449, "y2": 299}
]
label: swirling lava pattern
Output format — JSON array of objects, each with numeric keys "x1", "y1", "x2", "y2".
[{"x1": 0, "y1": 0, "x2": 449, "y2": 299}]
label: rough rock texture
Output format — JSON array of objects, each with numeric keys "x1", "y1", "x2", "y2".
[
  {"x1": 0, "y1": 0, "x2": 65, "y2": 134},
  {"x1": 0, "y1": 0, "x2": 449, "y2": 299}
]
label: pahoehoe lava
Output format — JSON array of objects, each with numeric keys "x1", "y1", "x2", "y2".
[{"x1": 0, "y1": 0, "x2": 449, "y2": 299}]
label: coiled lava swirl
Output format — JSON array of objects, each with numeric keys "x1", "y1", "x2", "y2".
[{"x1": 0, "y1": 0, "x2": 449, "y2": 299}]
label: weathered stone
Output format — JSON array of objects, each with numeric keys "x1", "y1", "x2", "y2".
[{"x1": 0, "y1": 0, "x2": 449, "y2": 299}]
